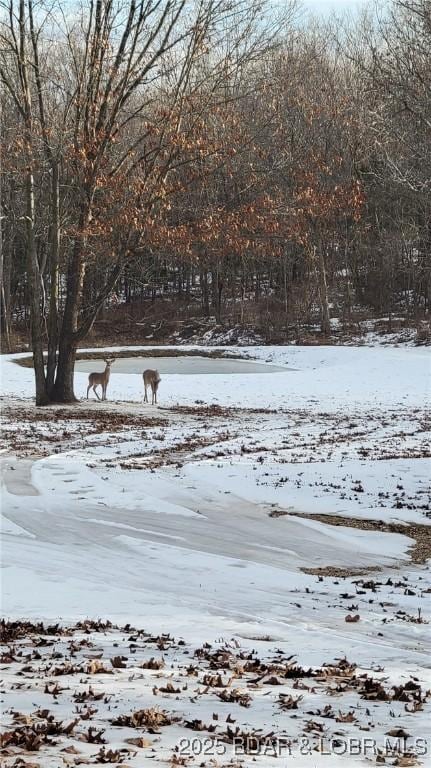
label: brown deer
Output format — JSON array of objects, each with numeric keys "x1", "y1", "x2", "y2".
[
  {"x1": 143, "y1": 369, "x2": 161, "y2": 404},
  {"x1": 87, "y1": 358, "x2": 115, "y2": 401}
]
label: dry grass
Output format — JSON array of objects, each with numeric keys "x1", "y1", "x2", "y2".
[
  {"x1": 301, "y1": 565, "x2": 382, "y2": 578},
  {"x1": 163, "y1": 403, "x2": 277, "y2": 416},
  {"x1": 2, "y1": 404, "x2": 167, "y2": 429}
]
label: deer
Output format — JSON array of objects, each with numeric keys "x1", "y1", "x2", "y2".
[
  {"x1": 87, "y1": 357, "x2": 115, "y2": 401},
  {"x1": 143, "y1": 369, "x2": 161, "y2": 405}
]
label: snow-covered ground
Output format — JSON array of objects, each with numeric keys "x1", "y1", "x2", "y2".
[
  {"x1": 0, "y1": 345, "x2": 430, "y2": 767},
  {"x1": 2, "y1": 344, "x2": 429, "y2": 411}
]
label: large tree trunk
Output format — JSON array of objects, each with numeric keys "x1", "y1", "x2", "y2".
[
  {"x1": 49, "y1": 213, "x2": 124, "y2": 403},
  {"x1": 25, "y1": 170, "x2": 49, "y2": 405},
  {"x1": 46, "y1": 161, "x2": 60, "y2": 395},
  {"x1": 51, "y1": 205, "x2": 89, "y2": 402},
  {"x1": 51, "y1": 337, "x2": 77, "y2": 402}
]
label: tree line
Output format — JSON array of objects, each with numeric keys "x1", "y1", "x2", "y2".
[{"x1": 0, "y1": 0, "x2": 429, "y2": 403}]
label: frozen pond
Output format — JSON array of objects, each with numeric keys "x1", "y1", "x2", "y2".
[{"x1": 75, "y1": 355, "x2": 288, "y2": 375}]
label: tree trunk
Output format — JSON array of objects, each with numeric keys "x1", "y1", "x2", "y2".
[
  {"x1": 25, "y1": 169, "x2": 49, "y2": 405},
  {"x1": 51, "y1": 337, "x2": 77, "y2": 402},
  {"x1": 0, "y1": 281, "x2": 11, "y2": 351},
  {"x1": 51, "y1": 205, "x2": 89, "y2": 402},
  {"x1": 217, "y1": 278, "x2": 223, "y2": 324},
  {"x1": 0, "y1": 122, "x2": 14, "y2": 351},
  {"x1": 0, "y1": 186, "x2": 12, "y2": 352},
  {"x1": 46, "y1": 161, "x2": 60, "y2": 395},
  {"x1": 315, "y1": 245, "x2": 331, "y2": 337},
  {"x1": 283, "y1": 255, "x2": 289, "y2": 331},
  {"x1": 240, "y1": 277, "x2": 245, "y2": 324},
  {"x1": 255, "y1": 269, "x2": 261, "y2": 301},
  {"x1": 201, "y1": 269, "x2": 210, "y2": 316},
  {"x1": 212, "y1": 265, "x2": 223, "y2": 323}
]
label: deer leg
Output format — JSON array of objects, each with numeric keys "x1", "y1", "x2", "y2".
[
  {"x1": 102, "y1": 386, "x2": 106, "y2": 401},
  {"x1": 93, "y1": 385, "x2": 101, "y2": 401},
  {"x1": 144, "y1": 386, "x2": 148, "y2": 403},
  {"x1": 87, "y1": 384, "x2": 91, "y2": 399}
]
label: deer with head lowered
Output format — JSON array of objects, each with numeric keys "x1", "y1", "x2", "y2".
[
  {"x1": 87, "y1": 358, "x2": 115, "y2": 401},
  {"x1": 143, "y1": 369, "x2": 161, "y2": 405}
]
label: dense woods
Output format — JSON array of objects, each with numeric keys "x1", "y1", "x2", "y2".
[{"x1": 0, "y1": 0, "x2": 430, "y2": 402}]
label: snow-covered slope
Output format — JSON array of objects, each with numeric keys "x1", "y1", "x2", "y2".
[{"x1": 1, "y1": 345, "x2": 430, "y2": 767}]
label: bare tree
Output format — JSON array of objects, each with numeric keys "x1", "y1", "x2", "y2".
[{"x1": 1, "y1": 0, "x2": 280, "y2": 403}]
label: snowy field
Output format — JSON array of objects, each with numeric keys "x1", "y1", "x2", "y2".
[{"x1": 1, "y1": 345, "x2": 430, "y2": 767}]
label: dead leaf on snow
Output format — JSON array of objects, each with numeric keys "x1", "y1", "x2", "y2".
[
  {"x1": 87, "y1": 659, "x2": 112, "y2": 675},
  {"x1": 278, "y1": 693, "x2": 302, "y2": 710},
  {"x1": 125, "y1": 737, "x2": 153, "y2": 748},
  {"x1": 112, "y1": 707, "x2": 179, "y2": 732},
  {"x1": 140, "y1": 657, "x2": 164, "y2": 670},
  {"x1": 336, "y1": 710, "x2": 357, "y2": 723},
  {"x1": 183, "y1": 719, "x2": 216, "y2": 732},
  {"x1": 218, "y1": 689, "x2": 252, "y2": 707},
  {"x1": 110, "y1": 655, "x2": 127, "y2": 669},
  {"x1": 158, "y1": 682, "x2": 181, "y2": 694}
]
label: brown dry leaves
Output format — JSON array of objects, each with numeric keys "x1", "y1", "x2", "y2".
[{"x1": 1, "y1": 621, "x2": 429, "y2": 767}]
